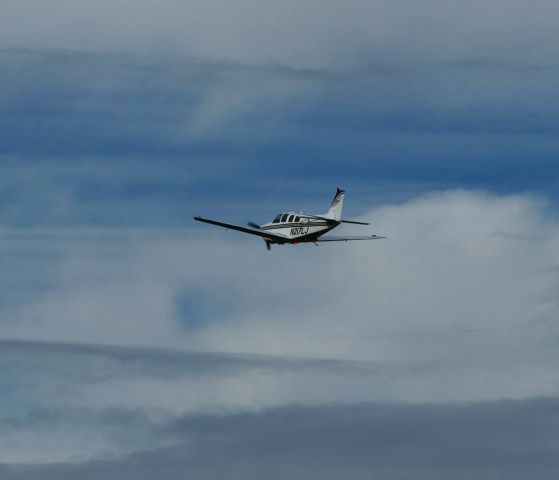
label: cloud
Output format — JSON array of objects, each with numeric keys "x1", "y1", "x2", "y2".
[
  {"x1": 2, "y1": 338, "x2": 559, "y2": 477},
  {"x1": 3, "y1": 399, "x2": 559, "y2": 479},
  {"x1": 0, "y1": 338, "x2": 395, "y2": 463},
  {"x1": 2, "y1": 1, "x2": 559, "y2": 68},
  {"x1": 2, "y1": 48, "x2": 559, "y2": 203},
  {"x1": 3, "y1": 3, "x2": 559, "y2": 475},
  {"x1": 0, "y1": 190, "x2": 558, "y2": 473},
  {"x1": 1, "y1": 191, "x2": 558, "y2": 399}
]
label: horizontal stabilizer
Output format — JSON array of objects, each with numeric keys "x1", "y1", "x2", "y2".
[
  {"x1": 341, "y1": 219, "x2": 369, "y2": 225},
  {"x1": 316, "y1": 234, "x2": 386, "y2": 242}
]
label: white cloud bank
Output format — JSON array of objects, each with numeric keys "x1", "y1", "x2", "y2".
[
  {"x1": 1, "y1": 190, "x2": 559, "y2": 464},
  {"x1": 3, "y1": 190, "x2": 559, "y2": 384}
]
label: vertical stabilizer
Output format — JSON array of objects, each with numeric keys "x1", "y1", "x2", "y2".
[{"x1": 324, "y1": 188, "x2": 345, "y2": 221}]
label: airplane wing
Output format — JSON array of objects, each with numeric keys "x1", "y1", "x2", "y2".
[
  {"x1": 194, "y1": 217, "x2": 289, "y2": 242},
  {"x1": 316, "y1": 234, "x2": 386, "y2": 242}
]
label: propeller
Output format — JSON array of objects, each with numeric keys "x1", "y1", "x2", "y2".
[{"x1": 248, "y1": 222, "x2": 272, "y2": 250}]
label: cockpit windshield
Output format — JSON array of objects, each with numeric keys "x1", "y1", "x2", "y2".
[{"x1": 272, "y1": 214, "x2": 282, "y2": 223}]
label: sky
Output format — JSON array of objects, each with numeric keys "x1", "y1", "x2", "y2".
[{"x1": 1, "y1": 1, "x2": 559, "y2": 478}]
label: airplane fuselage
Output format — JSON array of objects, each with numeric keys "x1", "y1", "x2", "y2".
[{"x1": 260, "y1": 213, "x2": 338, "y2": 244}]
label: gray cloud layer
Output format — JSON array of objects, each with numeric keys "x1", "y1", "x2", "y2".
[
  {"x1": 3, "y1": 0, "x2": 559, "y2": 67},
  {"x1": 0, "y1": 338, "x2": 487, "y2": 463},
  {"x1": 2, "y1": 399, "x2": 559, "y2": 479}
]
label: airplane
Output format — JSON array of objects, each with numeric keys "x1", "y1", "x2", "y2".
[{"x1": 194, "y1": 188, "x2": 385, "y2": 250}]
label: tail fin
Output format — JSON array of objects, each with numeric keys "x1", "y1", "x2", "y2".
[{"x1": 324, "y1": 188, "x2": 345, "y2": 221}]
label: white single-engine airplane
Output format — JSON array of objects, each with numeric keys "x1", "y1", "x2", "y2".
[{"x1": 194, "y1": 188, "x2": 385, "y2": 250}]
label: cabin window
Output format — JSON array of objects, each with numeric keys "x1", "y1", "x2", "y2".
[
  {"x1": 295, "y1": 216, "x2": 300, "y2": 222},
  {"x1": 281, "y1": 214, "x2": 289, "y2": 222},
  {"x1": 273, "y1": 214, "x2": 282, "y2": 223},
  {"x1": 288, "y1": 214, "x2": 294, "y2": 222}
]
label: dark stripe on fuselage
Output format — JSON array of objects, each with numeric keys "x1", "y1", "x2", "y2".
[
  {"x1": 261, "y1": 225, "x2": 328, "y2": 230},
  {"x1": 261, "y1": 221, "x2": 336, "y2": 230},
  {"x1": 267, "y1": 226, "x2": 337, "y2": 244}
]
